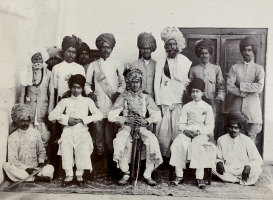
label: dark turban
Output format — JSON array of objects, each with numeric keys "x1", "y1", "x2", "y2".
[
  {"x1": 228, "y1": 111, "x2": 247, "y2": 126},
  {"x1": 188, "y1": 78, "x2": 205, "y2": 94},
  {"x1": 11, "y1": 104, "x2": 33, "y2": 123},
  {"x1": 137, "y1": 32, "x2": 157, "y2": 52},
  {"x1": 79, "y1": 42, "x2": 90, "y2": 53},
  {"x1": 239, "y1": 36, "x2": 259, "y2": 52},
  {"x1": 95, "y1": 33, "x2": 116, "y2": 49},
  {"x1": 195, "y1": 39, "x2": 214, "y2": 58},
  {"x1": 62, "y1": 35, "x2": 81, "y2": 52},
  {"x1": 68, "y1": 74, "x2": 86, "y2": 89}
]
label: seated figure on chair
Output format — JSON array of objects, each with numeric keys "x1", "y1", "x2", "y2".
[
  {"x1": 48, "y1": 74, "x2": 103, "y2": 187},
  {"x1": 108, "y1": 69, "x2": 163, "y2": 186},
  {"x1": 213, "y1": 111, "x2": 263, "y2": 186},
  {"x1": 3, "y1": 104, "x2": 54, "y2": 182},
  {"x1": 170, "y1": 78, "x2": 216, "y2": 189}
]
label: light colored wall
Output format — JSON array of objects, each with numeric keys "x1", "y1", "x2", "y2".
[{"x1": 0, "y1": 0, "x2": 273, "y2": 183}]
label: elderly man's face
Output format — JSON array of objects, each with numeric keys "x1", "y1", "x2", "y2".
[
  {"x1": 79, "y1": 50, "x2": 90, "y2": 65},
  {"x1": 31, "y1": 53, "x2": 43, "y2": 64},
  {"x1": 17, "y1": 116, "x2": 31, "y2": 131},
  {"x1": 130, "y1": 78, "x2": 142, "y2": 93},
  {"x1": 71, "y1": 83, "x2": 83, "y2": 97},
  {"x1": 64, "y1": 47, "x2": 77, "y2": 63},
  {"x1": 241, "y1": 46, "x2": 255, "y2": 63},
  {"x1": 140, "y1": 45, "x2": 152, "y2": 60},
  {"x1": 100, "y1": 42, "x2": 112, "y2": 60},
  {"x1": 200, "y1": 49, "x2": 211, "y2": 64},
  {"x1": 165, "y1": 39, "x2": 179, "y2": 58},
  {"x1": 228, "y1": 123, "x2": 240, "y2": 138}
]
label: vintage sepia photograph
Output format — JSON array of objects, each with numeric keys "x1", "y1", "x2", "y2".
[{"x1": 0, "y1": 0, "x2": 273, "y2": 199}]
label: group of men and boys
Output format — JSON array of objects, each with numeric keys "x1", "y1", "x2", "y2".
[{"x1": 3, "y1": 26, "x2": 264, "y2": 189}]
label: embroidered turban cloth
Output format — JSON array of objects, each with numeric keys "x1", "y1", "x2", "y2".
[
  {"x1": 239, "y1": 35, "x2": 259, "y2": 52},
  {"x1": 188, "y1": 78, "x2": 205, "y2": 94},
  {"x1": 137, "y1": 32, "x2": 157, "y2": 52},
  {"x1": 62, "y1": 35, "x2": 81, "y2": 52},
  {"x1": 68, "y1": 74, "x2": 86, "y2": 89},
  {"x1": 160, "y1": 27, "x2": 186, "y2": 52},
  {"x1": 46, "y1": 46, "x2": 62, "y2": 59},
  {"x1": 11, "y1": 104, "x2": 34, "y2": 122},
  {"x1": 125, "y1": 69, "x2": 143, "y2": 84},
  {"x1": 228, "y1": 111, "x2": 247, "y2": 126},
  {"x1": 195, "y1": 39, "x2": 214, "y2": 58},
  {"x1": 95, "y1": 33, "x2": 116, "y2": 49},
  {"x1": 79, "y1": 42, "x2": 91, "y2": 53}
]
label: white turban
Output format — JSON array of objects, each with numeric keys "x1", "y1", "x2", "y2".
[
  {"x1": 160, "y1": 27, "x2": 186, "y2": 52},
  {"x1": 11, "y1": 104, "x2": 33, "y2": 123}
]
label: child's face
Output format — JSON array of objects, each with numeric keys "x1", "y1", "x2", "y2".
[
  {"x1": 191, "y1": 88, "x2": 203, "y2": 102},
  {"x1": 31, "y1": 53, "x2": 43, "y2": 64}
]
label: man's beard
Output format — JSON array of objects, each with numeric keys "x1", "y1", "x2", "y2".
[{"x1": 166, "y1": 48, "x2": 179, "y2": 59}]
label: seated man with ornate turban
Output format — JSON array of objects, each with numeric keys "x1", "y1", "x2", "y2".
[
  {"x1": 77, "y1": 42, "x2": 91, "y2": 74},
  {"x1": 84, "y1": 33, "x2": 126, "y2": 162},
  {"x1": 227, "y1": 36, "x2": 264, "y2": 145},
  {"x1": 213, "y1": 111, "x2": 263, "y2": 186},
  {"x1": 170, "y1": 78, "x2": 216, "y2": 189},
  {"x1": 189, "y1": 39, "x2": 225, "y2": 101},
  {"x1": 49, "y1": 74, "x2": 103, "y2": 186},
  {"x1": 154, "y1": 27, "x2": 192, "y2": 159},
  {"x1": 3, "y1": 104, "x2": 54, "y2": 182},
  {"x1": 108, "y1": 69, "x2": 163, "y2": 186}
]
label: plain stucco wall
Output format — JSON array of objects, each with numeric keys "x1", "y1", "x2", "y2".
[{"x1": 0, "y1": 0, "x2": 273, "y2": 183}]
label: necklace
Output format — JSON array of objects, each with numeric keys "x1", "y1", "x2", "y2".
[{"x1": 32, "y1": 68, "x2": 44, "y2": 87}]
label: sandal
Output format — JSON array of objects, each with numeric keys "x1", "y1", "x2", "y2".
[
  {"x1": 170, "y1": 176, "x2": 183, "y2": 186},
  {"x1": 196, "y1": 179, "x2": 206, "y2": 189}
]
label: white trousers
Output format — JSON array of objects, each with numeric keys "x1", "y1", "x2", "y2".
[
  {"x1": 175, "y1": 167, "x2": 204, "y2": 179},
  {"x1": 3, "y1": 162, "x2": 54, "y2": 182}
]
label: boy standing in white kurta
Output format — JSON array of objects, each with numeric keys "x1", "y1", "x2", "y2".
[
  {"x1": 49, "y1": 74, "x2": 103, "y2": 186},
  {"x1": 170, "y1": 78, "x2": 216, "y2": 189}
]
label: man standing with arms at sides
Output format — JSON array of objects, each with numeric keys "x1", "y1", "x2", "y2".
[
  {"x1": 131, "y1": 32, "x2": 157, "y2": 100},
  {"x1": 154, "y1": 27, "x2": 192, "y2": 159},
  {"x1": 77, "y1": 42, "x2": 91, "y2": 74},
  {"x1": 227, "y1": 36, "x2": 264, "y2": 145},
  {"x1": 85, "y1": 33, "x2": 126, "y2": 165}
]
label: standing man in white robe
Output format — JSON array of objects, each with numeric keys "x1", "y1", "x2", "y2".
[
  {"x1": 49, "y1": 74, "x2": 103, "y2": 186},
  {"x1": 213, "y1": 111, "x2": 263, "y2": 186}
]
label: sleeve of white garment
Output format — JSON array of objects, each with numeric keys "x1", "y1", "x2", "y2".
[
  {"x1": 19, "y1": 85, "x2": 26, "y2": 103},
  {"x1": 81, "y1": 98, "x2": 103, "y2": 124},
  {"x1": 200, "y1": 104, "x2": 215, "y2": 135},
  {"x1": 245, "y1": 136, "x2": 263, "y2": 168},
  {"x1": 145, "y1": 95, "x2": 162, "y2": 125},
  {"x1": 240, "y1": 65, "x2": 264, "y2": 93},
  {"x1": 116, "y1": 63, "x2": 126, "y2": 93},
  {"x1": 216, "y1": 137, "x2": 225, "y2": 164},
  {"x1": 178, "y1": 104, "x2": 188, "y2": 133},
  {"x1": 154, "y1": 60, "x2": 163, "y2": 105},
  {"x1": 51, "y1": 65, "x2": 58, "y2": 89},
  {"x1": 7, "y1": 135, "x2": 28, "y2": 170},
  {"x1": 227, "y1": 65, "x2": 241, "y2": 96},
  {"x1": 108, "y1": 95, "x2": 126, "y2": 125},
  {"x1": 35, "y1": 130, "x2": 46, "y2": 163},
  {"x1": 84, "y1": 63, "x2": 94, "y2": 95},
  {"x1": 48, "y1": 99, "x2": 69, "y2": 125}
]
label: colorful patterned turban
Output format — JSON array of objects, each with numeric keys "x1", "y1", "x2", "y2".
[
  {"x1": 228, "y1": 111, "x2": 247, "y2": 126},
  {"x1": 239, "y1": 35, "x2": 259, "y2": 52},
  {"x1": 62, "y1": 35, "x2": 82, "y2": 52},
  {"x1": 160, "y1": 27, "x2": 186, "y2": 52},
  {"x1": 195, "y1": 39, "x2": 214, "y2": 58},
  {"x1": 11, "y1": 104, "x2": 33, "y2": 123},
  {"x1": 68, "y1": 74, "x2": 86, "y2": 89},
  {"x1": 95, "y1": 33, "x2": 116, "y2": 49},
  {"x1": 137, "y1": 32, "x2": 157, "y2": 52},
  {"x1": 125, "y1": 69, "x2": 143, "y2": 83}
]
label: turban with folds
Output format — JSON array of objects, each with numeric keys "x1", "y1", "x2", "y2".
[
  {"x1": 125, "y1": 69, "x2": 143, "y2": 84},
  {"x1": 79, "y1": 42, "x2": 91, "y2": 53},
  {"x1": 62, "y1": 35, "x2": 82, "y2": 52},
  {"x1": 137, "y1": 32, "x2": 157, "y2": 52},
  {"x1": 195, "y1": 39, "x2": 214, "y2": 58},
  {"x1": 95, "y1": 33, "x2": 116, "y2": 49},
  {"x1": 239, "y1": 35, "x2": 259, "y2": 52},
  {"x1": 11, "y1": 104, "x2": 33, "y2": 123},
  {"x1": 68, "y1": 74, "x2": 86, "y2": 89},
  {"x1": 188, "y1": 78, "x2": 205, "y2": 94},
  {"x1": 161, "y1": 27, "x2": 186, "y2": 52},
  {"x1": 46, "y1": 46, "x2": 62, "y2": 59},
  {"x1": 228, "y1": 111, "x2": 247, "y2": 126}
]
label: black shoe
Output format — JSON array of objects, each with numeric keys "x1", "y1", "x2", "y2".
[
  {"x1": 35, "y1": 176, "x2": 51, "y2": 182},
  {"x1": 62, "y1": 176, "x2": 73, "y2": 187},
  {"x1": 144, "y1": 178, "x2": 157, "y2": 186}
]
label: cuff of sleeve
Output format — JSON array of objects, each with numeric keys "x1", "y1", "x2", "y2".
[
  {"x1": 116, "y1": 116, "x2": 127, "y2": 126},
  {"x1": 216, "y1": 159, "x2": 224, "y2": 165},
  {"x1": 38, "y1": 159, "x2": 45, "y2": 164},
  {"x1": 145, "y1": 118, "x2": 152, "y2": 126},
  {"x1": 82, "y1": 116, "x2": 92, "y2": 125},
  {"x1": 60, "y1": 115, "x2": 69, "y2": 125},
  {"x1": 240, "y1": 82, "x2": 247, "y2": 92}
]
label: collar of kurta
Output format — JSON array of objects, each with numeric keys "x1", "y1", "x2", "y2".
[
  {"x1": 244, "y1": 59, "x2": 254, "y2": 66},
  {"x1": 199, "y1": 62, "x2": 210, "y2": 68},
  {"x1": 18, "y1": 128, "x2": 27, "y2": 135},
  {"x1": 192, "y1": 99, "x2": 204, "y2": 105},
  {"x1": 71, "y1": 94, "x2": 82, "y2": 100}
]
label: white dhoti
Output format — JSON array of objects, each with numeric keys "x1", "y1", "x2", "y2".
[
  {"x1": 58, "y1": 124, "x2": 93, "y2": 176},
  {"x1": 113, "y1": 126, "x2": 163, "y2": 179},
  {"x1": 212, "y1": 165, "x2": 262, "y2": 186},
  {"x1": 170, "y1": 134, "x2": 216, "y2": 179},
  {"x1": 3, "y1": 162, "x2": 54, "y2": 182}
]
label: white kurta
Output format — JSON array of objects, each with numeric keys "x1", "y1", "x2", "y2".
[
  {"x1": 84, "y1": 57, "x2": 126, "y2": 118},
  {"x1": 170, "y1": 100, "x2": 216, "y2": 170},
  {"x1": 52, "y1": 61, "x2": 85, "y2": 98},
  {"x1": 48, "y1": 95, "x2": 103, "y2": 176},
  {"x1": 108, "y1": 90, "x2": 163, "y2": 178},
  {"x1": 213, "y1": 133, "x2": 263, "y2": 185}
]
